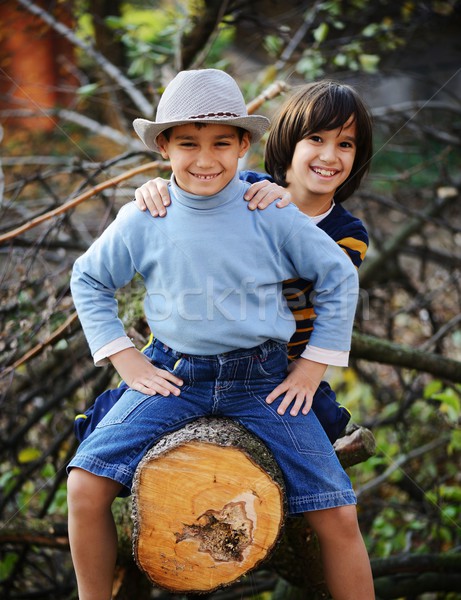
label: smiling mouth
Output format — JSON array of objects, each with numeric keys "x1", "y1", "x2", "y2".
[
  {"x1": 312, "y1": 167, "x2": 337, "y2": 177},
  {"x1": 191, "y1": 172, "x2": 222, "y2": 180}
]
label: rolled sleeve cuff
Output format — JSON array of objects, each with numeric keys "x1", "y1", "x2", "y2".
[
  {"x1": 300, "y1": 345, "x2": 349, "y2": 367},
  {"x1": 93, "y1": 336, "x2": 135, "y2": 367}
]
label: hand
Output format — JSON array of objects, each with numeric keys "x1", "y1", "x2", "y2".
[
  {"x1": 134, "y1": 177, "x2": 171, "y2": 217},
  {"x1": 265, "y1": 358, "x2": 327, "y2": 416},
  {"x1": 244, "y1": 180, "x2": 291, "y2": 210},
  {"x1": 109, "y1": 347, "x2": 183, "y2": 396}
]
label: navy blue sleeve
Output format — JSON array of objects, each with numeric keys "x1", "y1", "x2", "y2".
[{"x1": 239, "y1": 170, "x2": 274, "y2": 184}]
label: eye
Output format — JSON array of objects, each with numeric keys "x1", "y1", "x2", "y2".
[
  {"x1": 309, "y1": 134, "x2": 322, "y2": 143},
  {"x1": 339, "y1": 141, "x2": 355, "y2": 149}
]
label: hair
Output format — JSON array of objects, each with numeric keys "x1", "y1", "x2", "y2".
[{"x1": 264, "y1": 80, "x2": 373, "y2": 203}]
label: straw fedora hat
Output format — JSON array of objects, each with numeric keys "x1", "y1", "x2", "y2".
[{"x1": 133, "y1": 69, "x2": 270, "y2": 152}]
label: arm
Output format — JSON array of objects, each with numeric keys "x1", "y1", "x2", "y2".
[
  {"x1": 265, "y1": 212, "x2": 360, "y2": 416},
  {"x1": 70, "y1": 206, "x2": 182, "y2": 395},
  {"x1": 133, "y1": 172, "x2": 291, "y2": 216}
]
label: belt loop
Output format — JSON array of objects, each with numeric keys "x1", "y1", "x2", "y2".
[{"x1": 260, "y1": 340, "x2": 268, "y2": 360}]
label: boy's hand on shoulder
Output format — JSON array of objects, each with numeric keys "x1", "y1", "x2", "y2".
[
  {"x1": 265, "y1": 358, "x2": 327, "y2": 417},
  {"x1": 109, "y1": 347, "x2": 183, "y2": 397},
  {"x1": 244, "y1": 180, "x2": 291, "y2": 211},
  {"x1": 134, "y1": 177, "x2": 171, "y2": 217}
]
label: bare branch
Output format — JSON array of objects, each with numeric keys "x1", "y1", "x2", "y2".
[
  {"x1": 352, "y1": 332, "x2": 461, "y2": 383},
  {"x1": 359, "y1": 187, "x2": 459, "y2": 286},
  {"x1": 356, "y1": 435, "x2": 449, "y2": 498},
  {"x1": 16, "y1": 0, "x2": 153, "y2": 117},
  {"x1": 0, "y1": 160, "x2": 170, "y2": 244}
]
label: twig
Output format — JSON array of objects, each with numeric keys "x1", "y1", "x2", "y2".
[
  {"x1": 0, "y1": 160, "x2": 170, "y2": 244},
  {"x1": 16, "y1": 0, "x2": 153, "y2": 117},
  {"x1": 246, "y1": 81, "x2": 290, "y2": 114},
  {"x1": 1, "y1": 312, "x2": 79, "y2": 377},
  {"x1": 359, "y1": 187, "x2": 459, "y2": 286},
  {"x1": 418, "y1": 313, "x2": 461, "y2": 352},
  {"x1": 274, "y1": 1, "x2": 323, "y2": 71},
  {"x1": 356, "y1": 435, "x2": 449, "y2": 498}
]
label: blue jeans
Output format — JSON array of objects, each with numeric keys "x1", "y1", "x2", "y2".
[{"x1": 68, "y1": 339, "x2": 355, "y2": 514}]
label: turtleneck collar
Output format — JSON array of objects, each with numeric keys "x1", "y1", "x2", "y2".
[{"x1": 170, "y1": 172, "x2": 245, "y2": 210}]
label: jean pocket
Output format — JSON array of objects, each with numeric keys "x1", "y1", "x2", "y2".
[
  {"x1": 255, "y1": 345, "x2": 288, "y2": 378},
  {"x1": 96, "y1": 389, "x2": 153, "y2": 427}
]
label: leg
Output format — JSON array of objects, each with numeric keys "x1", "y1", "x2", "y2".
[
  {"x1": 305, "y1": 505, "x2": 375, "y2": 600},
  {"x1": 67, "y1": 468, "x2": 123, "y2": 600}
]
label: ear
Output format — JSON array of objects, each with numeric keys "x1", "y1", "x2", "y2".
[
  {"x1": 156, "y1": 134, "x2": 169, "y2": 159},
  {"x1": 238, "y1": 132, "x2": 251, "y2": 158}
]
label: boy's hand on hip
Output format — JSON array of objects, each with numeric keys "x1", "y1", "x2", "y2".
[
  {"x1": 265, "y1": 358, "x2": 327, "y2": 416},
  {"x1": 109, "y1": 347, "x2": 183, "y2": 396}
]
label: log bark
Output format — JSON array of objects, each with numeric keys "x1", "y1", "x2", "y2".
[{"x1": 130, "y1": 417, "x2": 375, "y2": 595}]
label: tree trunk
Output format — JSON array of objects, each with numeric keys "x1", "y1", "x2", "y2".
[
  {"x1": 130, "y1": 417, "x2": 375, "y2": 595},
  {"x1": 131, "y1": 417, "x2": 285, "y2": 594}
]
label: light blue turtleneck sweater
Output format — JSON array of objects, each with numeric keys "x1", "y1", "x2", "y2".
[{"x1": 71, "y1": 173, "x2": 358, "y2": 358}]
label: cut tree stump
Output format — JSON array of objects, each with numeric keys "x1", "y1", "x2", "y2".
[
  {"x1": 131, "y1": 417, "x2": 286, "y2": 594},
  {"x1": 130, "y1": 417, "x2": 376, "y2": 596}
]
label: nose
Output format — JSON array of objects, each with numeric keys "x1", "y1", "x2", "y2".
[
  {"x1": 195, "y1": 148, "x2": 215, "y2": 168},
  {"x1": 319, "y1": 142, "x2": 336, "y2": 163}
]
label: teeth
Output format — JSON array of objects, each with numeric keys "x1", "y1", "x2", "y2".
[
  {"x1": 194, "y1": 173, "x2": 219, "y2": 180},
  {"x1": 313, "y1": 168, "x2": 336, "y2": 176}
]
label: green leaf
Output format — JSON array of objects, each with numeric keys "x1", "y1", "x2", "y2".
[
  {"x1": 264, "y1": 35, "x2": 283, "y2": 56},
  {"x1": 76, "y1": 83, "x2": 100, "y2": 98},
  {"x1": 362, "y1": 23, "x2": 380, "y2": 37},
  {"x1": 359, "y1": 54, "x2": 380, "y2": 73},
  {"x1": 433, "y1": 388, "x2": 461, "y2": 422},
  {"x1": 313, "y1": 22, "x2": 329, "y2": 43},
  {"x1": 0, "y1": 553, "x2": 19, "y2": 581},
  {"x1": 18, "y1": 447, "x2": 42, "y2": 463},
  {"x1": 449, "y1": 429, "x2": 461, "y2": 453},
  {"x1": 333, "y1": 52, "x2": 348, "y2": 67},
  {"x1": 423, "y1": 379, "x2": 443, "y2": 398}
]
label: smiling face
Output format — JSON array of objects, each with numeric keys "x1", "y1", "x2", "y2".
[
  {"x1": 156, "y1": 123, "x2": 250, "y2": 196},
  {"x1": 285, "y1": 116, "x2": 357, "y2": 215}
]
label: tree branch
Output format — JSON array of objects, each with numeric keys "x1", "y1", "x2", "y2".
[
  {"x1": 0, "y1": 160, "x2": 169, "y2": 244},
  {"x1": 359, "y1": 187, "x2": 459, "y2": 286},
  {"x1": 352, "y1": 332, "x2": 461, "y2": 383},
  {"x1": 355, "y1": 436, "x2": 449, "y2": 499},
  {"x1": 16, "y1": 0, "x2": 153, "y2": 117},
  {"x1": 180, "y1": 0, "x2": 231, "y2": 69}
]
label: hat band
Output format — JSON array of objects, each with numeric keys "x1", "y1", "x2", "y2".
[{"x1": 188, "y1": 112, "x2": 241, "y2": 119}]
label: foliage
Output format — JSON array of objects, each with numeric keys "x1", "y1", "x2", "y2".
[{"x1": 1, "y1": 0, "x2": 461, "y2": 598}]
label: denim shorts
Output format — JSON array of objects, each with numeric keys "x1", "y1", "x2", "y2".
[{"x1": 68, "y1": 339, "x2": 356, "y2": 514}]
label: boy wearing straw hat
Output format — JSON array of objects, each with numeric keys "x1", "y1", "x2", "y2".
[{"x1": 67, "y1": 69, "x2": 372, "y2": 599}]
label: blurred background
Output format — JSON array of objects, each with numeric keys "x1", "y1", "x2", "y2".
[{"x1": 1, "y1": 1, "x2": 460, "y2": 598}]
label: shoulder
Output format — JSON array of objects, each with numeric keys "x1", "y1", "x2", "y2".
[
  {"x1": 117, "y1": 200, "x2": 149, "y2": 223},
  {"x1": 319, "y1": 203, "x2": 368, "y2": 243},
  {"x1": 319, "y1": 204, "x2": 368, "y2": 266},
  {"x1": 253, "y1": 198, "x2": 306, "y2": 227},
  {"x1": 112, "y1": 201, "x2": 157, "y2": 232}
]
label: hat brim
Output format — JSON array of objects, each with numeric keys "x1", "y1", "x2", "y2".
[{"x1": 133, "y1": 116, "x2": 270, "y2": 153}]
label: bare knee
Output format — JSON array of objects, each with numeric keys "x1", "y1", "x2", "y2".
[
  {"x1": 304, "y1": 505, "x2": 360, "y2": 541},
  {"x1": 67, "y1": 468, "x2": 121, "y2": 514}
]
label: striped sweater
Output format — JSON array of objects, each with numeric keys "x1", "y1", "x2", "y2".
[{"x1": 240, "y1": 170, "x2": 368, "y2": 360}]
